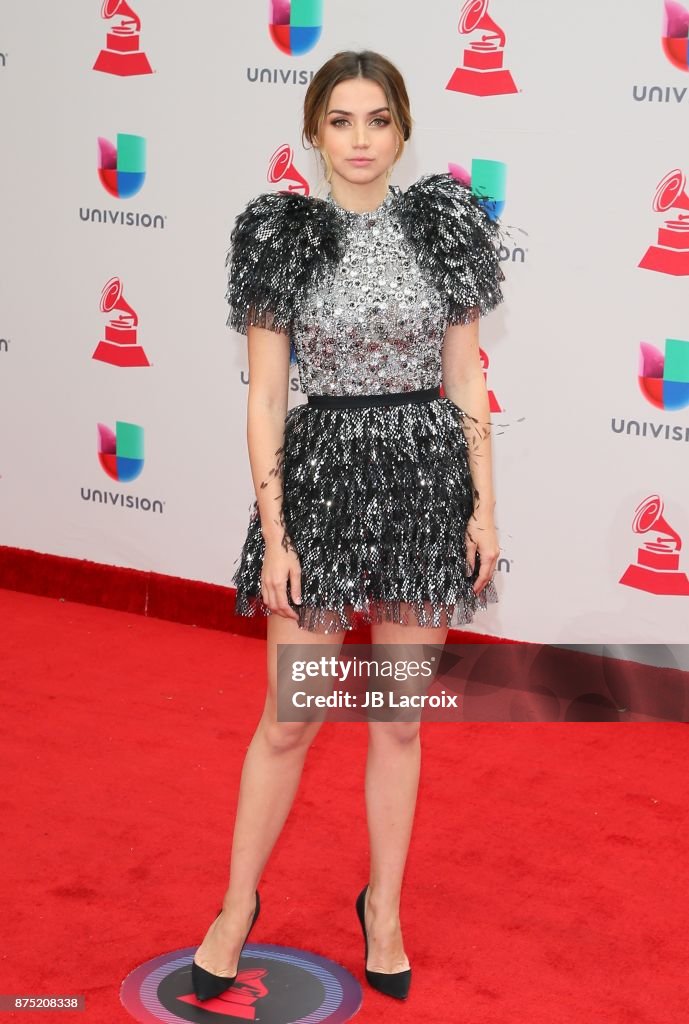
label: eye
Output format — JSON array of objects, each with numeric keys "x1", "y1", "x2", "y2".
[{"x1": 330, "y1": 117, "x2": 391, "y2": 127}]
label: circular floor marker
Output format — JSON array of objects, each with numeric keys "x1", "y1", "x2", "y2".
[{"x1": 120, "y1": 942, "x2": 363, "y2": 1023}]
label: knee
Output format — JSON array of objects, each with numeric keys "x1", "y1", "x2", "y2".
[
  {"x1": 369, "y1": 721, "x2": 421, "y2": 745},
  {"x1": 260, "y1": 716, "x2": 320, "y2": 753}
]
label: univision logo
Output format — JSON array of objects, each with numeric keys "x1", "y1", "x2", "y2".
[
  {"x1": 269, "y1": 0, "x2": 323, "y2": 55},
  {"x1": 663, "y1": 0, "x2": 689, "y2": 70},
  {"x1": 98, "y1": 420, "x2": 144, "y2": 481},
  {"x1": 451, "y1": 158, "x2": 527, "y2": 264},
  {"x1": 80, "y1": 420, "x2": 164, "y2": 512},
  {"x1": 98, "y1": 133, "x2": 146, "y2": 198},
  {"x1": 452, "y1": 158, "x2": 506, "y2": 220},
  {"x1": 610, "y1": 336, "x2": 689, "y2": 443},
  {"x1": 638, "y1": 337, "x2": 689, "y2": 410},
  {"x1": 79, "y1": 133, "x2": 166, "y2": 229},
  {"x1": 632, "y1": 1, "x2": 689, "y2": 103}
]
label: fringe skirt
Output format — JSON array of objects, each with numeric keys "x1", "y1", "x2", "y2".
[{"x1": 231, "y1": 385, "x2": 499, "y2": 634}]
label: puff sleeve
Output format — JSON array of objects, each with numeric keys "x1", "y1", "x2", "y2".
[
  {"x1": 225, "y1": 191, "x2": 295, "y2": 336},
  {"x1": 398, "y1": 172, "x2": 506, "y2": 326}
]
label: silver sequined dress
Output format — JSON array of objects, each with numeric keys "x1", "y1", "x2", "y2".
[{"x1": 227, "y1": 173, "x2": 506, "y2": 633}]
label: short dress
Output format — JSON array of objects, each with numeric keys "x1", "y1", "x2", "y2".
[{"x1": 226, "y1": 172, "x2": 506, "y2": 634}]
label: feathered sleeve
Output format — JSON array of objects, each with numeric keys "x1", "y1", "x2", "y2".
[
  {"x1": 225, "y1": 191, "x2": 296, "y2": 336},
  {"x1": 226, "y1": 189, "x2": 345, "y2": 337},
  {"x1": 397, "y1": 172, "x2": 506, "y2": 326}
]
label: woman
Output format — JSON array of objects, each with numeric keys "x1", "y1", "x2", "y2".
[{"x1": 192, "y1": 49, "x2": 504, "y2": 1003}]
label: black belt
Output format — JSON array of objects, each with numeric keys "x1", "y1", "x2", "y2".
[{"x1": 307, "y1": 385, "x2": 441, "y2": 410}]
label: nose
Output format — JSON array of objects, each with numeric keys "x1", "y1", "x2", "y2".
[{"x1": 353, "y1": 123, "x2": 370, "y2": 147}]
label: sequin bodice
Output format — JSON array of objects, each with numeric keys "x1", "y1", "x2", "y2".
[
  {"x1": 291, "y1": 186, "x2": 448, "y2": 396},
  {"x1": 226, "y1": 173, "x2": 506, "y2": 378}
]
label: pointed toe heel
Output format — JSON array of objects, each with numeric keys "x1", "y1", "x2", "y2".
[
  {"x1": 355, "y1": 884, "x2": 411, "y2": 1000},
  {"x1": 192, "y1": 889, "x2": 261, "y2": 1002}
]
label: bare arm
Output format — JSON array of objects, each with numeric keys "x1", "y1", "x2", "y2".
[
  {"x1": 246, "y1": 321, "x2": 292, "y2": 545},
  {"x1": 442, "y1": 315, "x2": 499, "y2": 592},
  {"x1": 245, "y1": 319, "x2": 302, "y2": 617},
  {"x1": 442, "y1": 316, "x2": 495, "y2": 516}
]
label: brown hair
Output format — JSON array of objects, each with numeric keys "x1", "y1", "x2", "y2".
[{"x1": 302, "y1": 50, "x2": 413, "y2": 184}]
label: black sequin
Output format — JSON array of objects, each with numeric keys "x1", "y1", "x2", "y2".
[{"x1": 227, "y1": 173, "x2": 505, "y2": 633}]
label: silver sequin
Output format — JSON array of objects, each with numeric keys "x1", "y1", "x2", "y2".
[
  {"x1": 228, "y1": 175, "x2": 505, "y2": 633},
  {"x1": 293, "y1": 186, "x2": 448, "y2": 396}
]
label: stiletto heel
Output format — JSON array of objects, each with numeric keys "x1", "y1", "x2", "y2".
[
  {"x1": 355, "y1": 884, "x2": 411, "y2": 1000},
  {"x1": 192, "y1": 890, "x2": 261, "y2": 1002}
]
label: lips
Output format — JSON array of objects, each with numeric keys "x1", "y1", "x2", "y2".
[{"x1": 349, "y1": 158, "x2": 373, "y2": 164}]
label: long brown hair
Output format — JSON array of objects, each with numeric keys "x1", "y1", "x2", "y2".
[{"x1": 302, "y1": 50, "x2": 413, "y2": 184}]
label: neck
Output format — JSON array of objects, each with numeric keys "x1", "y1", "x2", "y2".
[{"x1": 328, "y1": 171, "x2": 391, "y2": 213}]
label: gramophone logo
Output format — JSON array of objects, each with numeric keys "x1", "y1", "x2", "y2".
[
  {"x1": 98, "y1": 134, "x2": 146, "y2": 199},
  {"x1": 266, "y1": 143, "x2": 310, "y2": 195},
  {"x1": 93, "y1": 0, "x2": 153, "y2": 76},
  {"x1": 663, "y1": 0, "x2": 689, "y2": 71},
  {"x1": 638, "y1": 168, "x2": 689, "y2": 275},
  {"x1": 119, "y1": 943, "x2": 361, "y2": 1023},
  {"x1": 446, "y1": 0, "x2": 518, "y2": 96},
  {"x1": 93, "y1": 278, "x2": 150, "y2": 367},
  {"x1": 638, "y1": 337, "x2": 689, "y2": 410},
  {"x1": 619, "y1": 494, "x2": 689, "y2": 595},
  {"x1": 98, "y1": 421, "x2": 144, "y2": 482},
  {"x1": 269, "y1": 0, "x2": 323, "y2": 56},
  {"x1": 260, "y1": 142, "x2": 310, "y2": 370},
  {"x1": 480, "y1": 348, "x2": 502, "y2": 413},
  {"x1": 451, "y1": 158, "x2": 506, "y2": 220}
]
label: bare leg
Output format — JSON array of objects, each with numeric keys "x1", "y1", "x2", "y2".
[
  {"x1": 193, "y1": 613, "x2": 346, "y2": 977},
  {"x1": 363, "y1": 605, "x2": 449, "y2": 973}
]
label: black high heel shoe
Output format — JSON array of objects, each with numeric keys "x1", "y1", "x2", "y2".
[
  {"x1": 192, "y1": 890, "x2": 261, "y2": 1002},
  {"x1": 355, "y1": 884, "x2": 411, "y2": 1000}
]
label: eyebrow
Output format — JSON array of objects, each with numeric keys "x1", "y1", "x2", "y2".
[{"x1": 326, "y1": 107, "x2": 390, "y2": 116}]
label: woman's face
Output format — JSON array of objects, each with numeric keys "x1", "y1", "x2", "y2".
[{"x1": 318, "y1": 77, "x2": 399, "y2": 188}]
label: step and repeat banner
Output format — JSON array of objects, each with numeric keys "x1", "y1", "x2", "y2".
[{"x1": 0, "y1": 1, "x2": 687, "y2": 643}]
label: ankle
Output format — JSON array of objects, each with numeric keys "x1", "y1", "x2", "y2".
[
  {"x1": 221, "y1": 890, "x2": 257, "y2": 917},
  {"x1": 366, "y1": 886, "x2": 402, "y2": 923}
]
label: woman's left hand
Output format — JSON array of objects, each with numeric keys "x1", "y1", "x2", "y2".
[{"x1": 465, "y1": 513, "x2": 500, "y2": 595}]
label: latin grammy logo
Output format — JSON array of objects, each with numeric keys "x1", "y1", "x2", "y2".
[
  {"x1": 93, "y1": 0, "x2": 153, "y2": 77},
  {"x1": 638, "y1": 167, "x2": 689, "y2": 276},
  {"x1": 269, "y1": 144, "x2": 310, "y2": 195},
  {"x1": 480, "y1": 348, "x2": 503, "y2": 413},
  {"x1": 92, "y1": 277, "x2": 150, "y2": 367},
  {"x1": 446, "y1": 0, "x2": 518, "y2": 97},
  {"x1": 178, "y1": 967, "x2": 269, "y2": 1016},
  {"x1": 619, "y1": 494, "x2": 689, "y2": 595}
]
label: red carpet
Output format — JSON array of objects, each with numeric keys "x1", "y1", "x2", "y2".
[{"x1": 1, "y1": 586, "x2": 686, "y2": 1023}]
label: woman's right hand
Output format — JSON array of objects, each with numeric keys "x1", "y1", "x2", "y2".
[{"x1": 260, "y1": 539, "x2": 303, "y2": 620}]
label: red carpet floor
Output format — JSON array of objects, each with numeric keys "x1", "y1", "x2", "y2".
[{"x1": 1, "y1": 586, "x2": 687, "y2": 1024}]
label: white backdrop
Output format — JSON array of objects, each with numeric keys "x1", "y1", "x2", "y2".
[{"x1": 1, "y1": 0, "x2": 688, "y2": 643}]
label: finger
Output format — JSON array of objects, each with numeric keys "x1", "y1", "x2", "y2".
[
  {"x1": 264, "y1": 582, "x2": 282, "y2": 615},
  {"x1": 277, "y1": 581, "x2": 299, "y2": 620},
  {"x1": 473, "y1": 559, "x2": 497, "y2": 595},
  {"x1": 289, "y1": 567, "x2": 302, "y2": 605}
]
